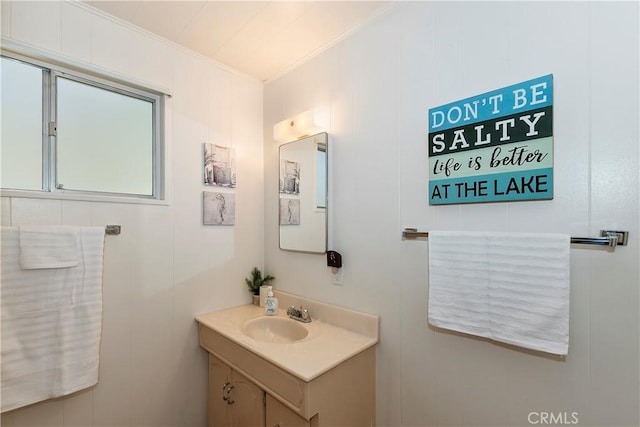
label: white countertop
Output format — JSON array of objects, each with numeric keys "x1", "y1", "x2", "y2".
[{"x1": 195, "y1": 292, "x2": 379, "y2": 382}]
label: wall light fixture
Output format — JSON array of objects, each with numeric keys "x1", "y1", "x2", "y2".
[{"x1": 273, "y1": 110, "x2": 323, "y2": 143}]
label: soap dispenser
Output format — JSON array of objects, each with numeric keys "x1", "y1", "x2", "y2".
[{"x1": 265, "y1": 286, "x2": 278, "y2": 316}]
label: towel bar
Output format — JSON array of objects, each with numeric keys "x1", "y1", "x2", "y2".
[{"x1": 401, "y1": 228, "x2": 629, "y2": 251}]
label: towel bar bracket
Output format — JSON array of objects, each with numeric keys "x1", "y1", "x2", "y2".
[
  {"x1": 105, "y1": 225, "x2": 121, "y2": 235},
  {"x1": 600, "y1": 230, "x2": 628, "y2": 246},
  {"x1": 402, "y1": 228, "x2": 427, "y2": 240}
]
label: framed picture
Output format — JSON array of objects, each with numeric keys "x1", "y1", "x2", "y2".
[
  {"x1": 279, "y1": 198, "x2": 300, "y2": 225},
  {"x1": 279, "y1": 159, "x2": 300, "y2": 194},
  {"x1": 203, "y1": 191, "x2": 235, "y2": 225},
  {"x1": 203, "y1": 143, "x2": 236, "y2": 188}
]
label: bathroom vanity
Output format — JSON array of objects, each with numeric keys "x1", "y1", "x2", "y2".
[{"x1": 195, "y1": 291, "x2": 379, "y2": 427}]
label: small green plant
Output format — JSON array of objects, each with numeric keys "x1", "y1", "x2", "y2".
[{"x1": 245, "y1": 267, "x2": 275, "y2": 295}]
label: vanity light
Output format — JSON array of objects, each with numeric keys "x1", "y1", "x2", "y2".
[{"x1": 273, "y1": 110, "x2": 323, "y2": 142}]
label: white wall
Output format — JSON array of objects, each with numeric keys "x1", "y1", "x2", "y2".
[
  {"x1": 264, "y1": 2, "x2": 639, "y2": 426},
  {"x1": 1, "y1": 1, "x2": 263, "y2": 426}
]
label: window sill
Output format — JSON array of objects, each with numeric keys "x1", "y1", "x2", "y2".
[{"x1": 0, "y1": 189, "x2": 170, "y2": 206}]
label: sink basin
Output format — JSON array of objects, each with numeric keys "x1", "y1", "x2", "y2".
[{"x1": 242, "y1": 316, "x2": 309, "y2": 343}]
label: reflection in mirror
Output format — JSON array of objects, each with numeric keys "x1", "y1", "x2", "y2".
[{"x1": 279, "y1": 133, "x2": 328, "y2": 253}]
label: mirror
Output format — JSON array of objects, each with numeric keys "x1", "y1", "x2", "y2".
[{"x1": 279, "y1": 132, "x2": 328, "y2": 253}]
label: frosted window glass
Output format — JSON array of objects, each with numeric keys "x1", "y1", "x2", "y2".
[
  {"x1": 1, "y1": 57, "x2": 43, "y2": 190},
  {"x1": 56, "y1": 77, "x2": 153, "y2": 195}
]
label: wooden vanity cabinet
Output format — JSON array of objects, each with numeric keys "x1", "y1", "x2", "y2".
[
  {"x1": 208, "y1": 354, "x2": 313, "y2": 427},
  {"x1": 201, "y1": 325, "x2": 375, "y2": 427}
]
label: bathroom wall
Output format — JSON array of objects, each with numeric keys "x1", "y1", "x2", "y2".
[
  {"x1": 1, "y1": 1, "x2": 263, "y2": 426},
  {"x1": 264, "y1": 2, "x2": 639, "y2": 426}
]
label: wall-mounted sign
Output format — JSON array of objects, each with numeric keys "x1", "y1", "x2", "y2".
[{"x1": 428, "y1": 75, "x2": 553, "y2": 205}]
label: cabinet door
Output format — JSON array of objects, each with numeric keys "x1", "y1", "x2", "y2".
[
  {"x1": 266, "y1": 394, "x2": 310, "y2": 427},
  {"x1": 208, "y1": 354, "x2": 265, "y2": 427},
  {"x1": 209, "y1": 355, "x2": 233, "y2": 427},
  {"x1": 231, "y1": 369, "x2": 265, "y2": 427}
]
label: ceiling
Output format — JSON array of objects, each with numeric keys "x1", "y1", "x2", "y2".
[{"x1": 85, "y1": 1, "x2": 394, "y2": 82}]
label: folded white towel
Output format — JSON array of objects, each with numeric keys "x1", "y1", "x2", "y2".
[
  {"x1": 428, "y1": 231, "x2": 570, "y2": 355},
  {"x1": 19, "y1": 225, "x2": 78, "y2": 269},
  {"x1": 1, "y1": 226, "x2": 105, "y2": 413}
]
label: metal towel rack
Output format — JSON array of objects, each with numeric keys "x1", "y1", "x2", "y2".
[{"x1": 402, "y1": 228, "x2": 629, "y2": 251}]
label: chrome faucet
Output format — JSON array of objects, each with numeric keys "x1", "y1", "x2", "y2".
[{"x1": 287, "y1": 305, "x2": 311, "y2": 323}]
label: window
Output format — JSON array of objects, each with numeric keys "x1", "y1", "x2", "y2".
[
  {"x1": 1, "y1": 57, "x2": 44, "y2": 191},
  {"x1": 1, "y1": 54, "x2": 164, "y2": 200}
]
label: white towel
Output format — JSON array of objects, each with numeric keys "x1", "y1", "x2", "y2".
[
  {"x1": 428, "y1": 231, "x2": 570, "y2": 355},
  {"x1": 18, "y1": 225, "x2": 78, "y2": 269},
  {"x1": 1, "y1": 226, "x2": 105, "y2": 413}
]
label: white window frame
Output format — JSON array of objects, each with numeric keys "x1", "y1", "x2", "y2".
[{"x1": 1, "y1": 47, "x2": 168, "y2": 205}]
